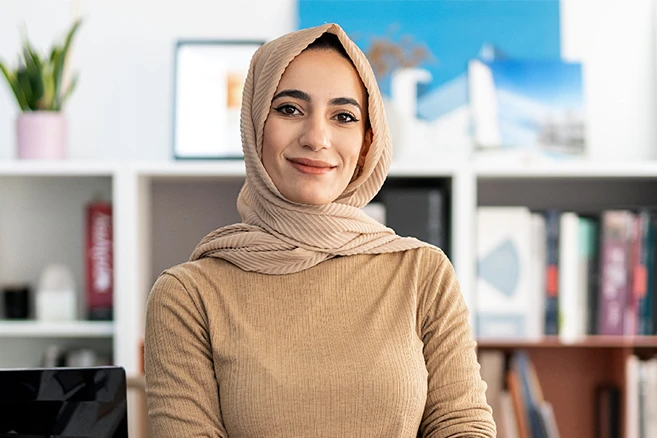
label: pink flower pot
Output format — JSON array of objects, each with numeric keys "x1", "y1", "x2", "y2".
[{"x1": 16, "y1": 111, "x2": 67, "y2": 160}]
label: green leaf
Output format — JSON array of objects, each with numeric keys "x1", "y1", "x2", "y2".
[
  {"x1": 22, "y1": 44, "x2": 45, "y2": 106},
  {"x1": 58, "y1": 72, "x2": 78, "y2": 110},
  {"x1": 40, "y1": 66, "x2": 55, "y2": 110},
  {"x1": 53, "y1": 19, "x2": 82, "y2": 108},
  {"x1": 0, "y1": 61, "x2": 30, "y2": 111},
  {"x1": 16, "y1": 66, "x2": 36, "y2": 110}
]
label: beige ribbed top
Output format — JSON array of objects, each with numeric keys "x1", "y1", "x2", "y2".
[{"x1": 145, "y1": 246, "x2": 496, "y2": 437}]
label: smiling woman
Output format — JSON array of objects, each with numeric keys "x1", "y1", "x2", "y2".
[
  {"x1": 262, "y1": 35, "x2": 372, "y2": 205},
  {"x1": 145, "y1": 23, "x2": 496, "y2": 438}
]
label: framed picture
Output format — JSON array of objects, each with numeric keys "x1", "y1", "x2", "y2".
[{"x1": 172, "y1": 40, "x2": 264, "y2": 160}]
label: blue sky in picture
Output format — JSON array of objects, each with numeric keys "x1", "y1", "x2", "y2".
[
  {"x1": 489, "y1": 61, "x2": 583, "y2": 109},
  {"x1": 298, "y1": 0, "x2": 561, "y2": 120}
]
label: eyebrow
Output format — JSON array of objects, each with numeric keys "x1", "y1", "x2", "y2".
[
  {"x1": 272, "y1": 89, "x2": 311, "y2": 102},
  {"x1": 272, "y1": 89, "x2": 362, "y2": 112}
]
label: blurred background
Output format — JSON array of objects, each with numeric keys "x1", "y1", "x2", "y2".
[{"x1": 1, "y1": 1, "x2": 657, "y2": 437}]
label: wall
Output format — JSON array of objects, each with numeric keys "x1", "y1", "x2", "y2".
[
  {"x1": 0, "y1": 0, "x2": 296, "y2": 161},
  {"x1": 0, "y1": 0, "x2": 655, "y2": 162}
]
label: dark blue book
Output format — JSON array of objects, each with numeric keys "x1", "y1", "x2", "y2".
[
  {"x1": 544, "y1": 210, "x2": 560, "y2": 336},
  {"x1": 637, "y1": 211, "x2": 654, "y2": 335}
]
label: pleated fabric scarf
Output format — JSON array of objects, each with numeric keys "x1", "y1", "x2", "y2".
[{"x1": 189, "y1": 23, "x2": 429, "y2": 275}]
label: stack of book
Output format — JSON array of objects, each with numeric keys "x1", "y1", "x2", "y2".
[
  {"x1": 625, "y1": 354, "x2": 657, "y2": 438},
  {"x1": 477, "y1": 207, "x2": 657, "y2": 340},
  {"x1": 479, "y1": 350, "x2": 559, "y2": 438}
]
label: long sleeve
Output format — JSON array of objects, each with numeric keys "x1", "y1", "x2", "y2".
[
  {"x1": 144, "y1": 271, "x2": 228, "y2": 438},
  {"x1": 418, "y1": 254, "x2": 496, "y2": 438}
]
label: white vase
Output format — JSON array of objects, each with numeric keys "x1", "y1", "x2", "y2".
[{"x1": 16, "y1": 111, "x2": 67, "y2": 159}]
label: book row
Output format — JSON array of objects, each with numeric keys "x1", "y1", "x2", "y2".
[{"x1": 477, "y1": 207, "x2": 657, "y2": 340}]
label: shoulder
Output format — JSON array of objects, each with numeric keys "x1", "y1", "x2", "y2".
[
  {"x1": 393, "y1": 245, "x2": 452, "y2": 280},
  {"x1": 148, "y1": 257, "x2": 245, "y2": 308},
  {"x1": 161, "y1": 257, "x2": 240, "y2": 285}
]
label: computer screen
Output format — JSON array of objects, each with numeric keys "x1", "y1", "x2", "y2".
[{"x1": 0, "y1": 366, "x2": 128, "y2": 438}]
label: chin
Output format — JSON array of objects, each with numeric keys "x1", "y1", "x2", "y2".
[{"x1": 285, "y1": 189, "x2": 335, "y2": 205}]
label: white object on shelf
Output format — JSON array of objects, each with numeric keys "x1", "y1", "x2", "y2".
[
  {"x1": 0, "y1": 321, "x2": 114, "y2": 337},
  {"x1": 36, "y1": 264, "x2": 77, "y2": 321}
]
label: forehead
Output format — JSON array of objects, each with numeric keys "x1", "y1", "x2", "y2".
[{"x1": 275, "y1": 49, "x2": 367, "y2": 99}]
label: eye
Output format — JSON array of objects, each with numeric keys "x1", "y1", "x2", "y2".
[
  {"x1": 335, "y1": 112, "x2": 358, "y2": 123},
  {"x1": 273, "y1": 104, "x2": 301, "y2": 116}
]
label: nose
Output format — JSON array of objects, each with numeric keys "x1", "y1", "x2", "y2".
[{"x1": 299, "y1": 114, "x2": 330, "y2": 151}]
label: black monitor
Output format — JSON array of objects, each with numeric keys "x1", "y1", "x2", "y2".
[{"x1": 0, "y1": 366, "x2": 128, "y2": 437}]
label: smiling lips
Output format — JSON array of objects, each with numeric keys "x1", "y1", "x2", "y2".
[{"x1": 287, "y1": 157, "x2": 337, "y2": 175}]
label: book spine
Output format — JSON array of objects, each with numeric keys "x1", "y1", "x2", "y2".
[
  {"x1": 648, "y1": 216, "x2": 657, "y2": 335},
  {"x1": 636, "y1": 211, "x2": 651, "y2": 335},
  {"x1": 586, "y1": 218, "x2": 601, "y2": 335},
  {"x1": 598, "y1": 211, "x2": 631, "y2": 336},
  {"x1": 545, "y1": 210, "x2": 560, "y2": 336},
  {"x1": 427, "y1": 189, "x2": 446, "y2": 250},
  {"x1": 85, "y1": 201, "x2": 113, "y2": 320},
  {"x1": 595, "y1": 384, "x2": 621, "y2": 438},
  {"x1": 530, "y1": 213, "x2": 547, "y2": 340},
  {"x1": 559, "y1": 212, "x2": 580, "y2": 341},
  {"x1": 625, "y1": 215, "x2": 641, "y2": 336}
]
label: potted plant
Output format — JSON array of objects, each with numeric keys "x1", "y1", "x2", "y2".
[{"x1": 0, "y1": 20, "x2": 81, "y2": 160}]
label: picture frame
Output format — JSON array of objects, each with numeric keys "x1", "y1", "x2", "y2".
[{"x1": 172, "y1": 40, "x2": 264, "y2": 160}]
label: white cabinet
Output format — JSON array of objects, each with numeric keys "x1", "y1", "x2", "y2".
[
  {"x1": 6, "y1": 158, "x2": 657, "y2": 385},
  {"x1": 0, "y1": 162, "x2": 115, "y2": 369}
]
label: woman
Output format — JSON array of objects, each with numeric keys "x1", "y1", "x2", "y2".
[{"x1": 145, "y1": 23, "x2": 496, "y2": 437}]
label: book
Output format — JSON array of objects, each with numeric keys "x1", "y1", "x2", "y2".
[
  {"x1": 384, "y1": 187, "x2": 447, "y2": 252},
  {"x1": 598, "y1": 211, "x2": 634, "y2": 336},
  {"x1": 476, "y1": 207, "x2": 535, "y2": 339},
  {"x1": 85, "y1": 200, "x2": 114, "y2": 321},
  {"x1": 579, "y1": 216, "x2": 599, "y2": 338},
  {"x1": 639, "y1": 212, "x2": 656, "y2": 335},
  {"x1": 530, "y1": 213, "x2": 547, "y2": 339},
  {"x1": 511, "y1": 351, "x2": 549, "y2": 438},
  {"x1": 625, "y1": 214, "x2": 641, "y2": 336},
  {"x1": 595, "y1": 384, "x2": 621, "y2": 438},
  {"x1": 559, "y1": 212, "x2": 583, "y2": 342},
  {"x1": 544, "y1": 210, "x2": 560, "y2": 336},
  {"x1": 584, "y1": 216, "x2": 601, "y2": 335},
  {"x1": 626, "y1": 355, "x2": 640, "y2": 438},
  {"x1": 499, "y1": 391, "x2": 520, "y2": 438},
  {"x1": 538, "y1": 402, "x2": 560, "y2": 438},
  {"x1": 507, "y1": 368, "x2": 530, "y2": 438},
  {"x1": 643, "y1": 358, "x2": 657, "y2": 438}
]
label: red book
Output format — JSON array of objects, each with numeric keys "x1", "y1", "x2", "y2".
[{"x1": 85, "y1": 201, "x2": 113, "y2": 320}]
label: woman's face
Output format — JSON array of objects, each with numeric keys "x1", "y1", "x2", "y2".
[{"x1": 261, "y1": 48, "x2": 372, "y2": 205}]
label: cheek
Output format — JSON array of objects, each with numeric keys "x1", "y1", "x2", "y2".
[
  {"x1": 261, "y1": 119, "x2": 282, "y2": 166},
  {"x1": 337, "y1": 130, "x2": 366, "y2": 165}
]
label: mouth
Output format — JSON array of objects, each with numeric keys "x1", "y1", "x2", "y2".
[{"x1": 287, "y1": 157, "x2": 337, "y2": 175}]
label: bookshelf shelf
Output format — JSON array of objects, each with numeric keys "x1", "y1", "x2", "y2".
[
  {"x1": 131, "y1": 160, "x2": 246, "y2": 179},
  {"x1": 477, "y1": 336, "x2": 657, "y2": 349},
  {"x1": 475, "y1": 160, "x2": 657, "y2": 178},
  {"x1": 0, "y1": 321, "x2": 114, "y2": 338},
  {"x1": 0, "y1": 160, "x2": 118, "y2": 177}
]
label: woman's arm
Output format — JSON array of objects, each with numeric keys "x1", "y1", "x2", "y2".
[
  {"x1": 418, "y1": 252, "x2": 496, "y2": 438},
  {"x1": 145, "y1": 271, "x2": 228, "y2": 437}
]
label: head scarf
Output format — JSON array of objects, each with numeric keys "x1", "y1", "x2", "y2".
[{"x1": 190, "y1": 23, "x2": 429, "y2": 274}]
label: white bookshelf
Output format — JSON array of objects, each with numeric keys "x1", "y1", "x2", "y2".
[
  {"x1": 131, "y1": 160, "x2": 246, "y2": 179},
  {"x1": 0, "y1": 160, "x2": 118, "y2": 177},
  {"x1": 475, "y1": 160, "x2": 657, "y2": 178},
  {"x1": 5, "y1": 158, "x2": 657, "y2": 381},
  {"x1": 0, "y1": 321, "x2": 114, "y2": 337},
  {"x1": 0, "y1": 162, "x2": 118, "y2": 370}
]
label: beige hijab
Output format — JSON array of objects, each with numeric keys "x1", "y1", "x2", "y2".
[{"x1": 190, "y1": 23, "x2": 429, "y2": 274}]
